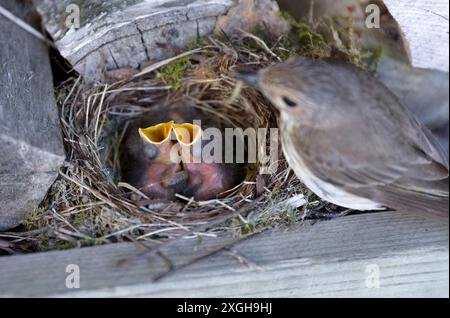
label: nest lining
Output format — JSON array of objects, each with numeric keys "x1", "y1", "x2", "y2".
[{"x1": 7, "y1": 16, "x2": 378, "y2": 252}]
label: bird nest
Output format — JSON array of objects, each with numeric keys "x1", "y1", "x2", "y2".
[{"x1": 14, "y1": 16, "x2": 379, "y2": 252}]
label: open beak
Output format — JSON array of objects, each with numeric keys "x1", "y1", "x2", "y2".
[
  {"x1": 233, "y1": 70, "x2": 260, "y2": 88},
  {"x1": 173, "y1": 123, "x2": 202, "y2": 146},
  {"x1": 139, "y1": 120, "x2": 174, "y2": 144}
]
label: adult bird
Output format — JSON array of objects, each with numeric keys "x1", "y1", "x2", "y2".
[{"x1": 235, "y1": 56, "x2": 449, "y2": 220}]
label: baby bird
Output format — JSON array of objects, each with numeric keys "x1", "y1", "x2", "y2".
[
  {"x1": 121, "y1": 120, "x2": 187, "y2": 200},
  {"x1": 121, "y1": 101, "x2": 243, "y2": 201},
  {"x1": 172, "y1": 123, "x2": 241, "y2": 201}
]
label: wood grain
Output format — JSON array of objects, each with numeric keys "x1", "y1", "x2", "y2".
[
  {"x1": 0, "y1": 0, "x2": 65, "y2": 230},
  {"x1": 0, "y1": 211, "x2": 447, "y2": 297},
  {"x1": 383, "y1": 0, "x2": 449, "y2": 72},
  {"x1": 34, "y1": 0, "x2": 236, "y2": 82}
]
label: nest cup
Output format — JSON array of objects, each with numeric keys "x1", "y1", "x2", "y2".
[
  {"x1": 33, "y1": 33, "x2": 311, "y2": 250},
  {"x1": 24, "y1": 14, "x2": 374, "y2": 250}
]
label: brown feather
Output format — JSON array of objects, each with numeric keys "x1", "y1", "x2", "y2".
[{"x1": 258, "y1": 56, "x2": 449, "y2": 220}]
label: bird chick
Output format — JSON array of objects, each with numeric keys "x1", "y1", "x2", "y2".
[
  {"x1": 173, "y1": 123, "x2": 241, "y2": 201},
  {"x1": 121, "y1": 120, "x2": 187, "y2": 200},
  {"x1": 121, "y1": 101, "x2": 244, "y2": 201}
]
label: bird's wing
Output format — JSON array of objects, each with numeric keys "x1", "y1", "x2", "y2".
[
  {"x1": 296, "y1": 122, "x2": 449, "y2": 219},
  {"x1": 291, "y1": 64, "x2": 449, "y2": 218}
]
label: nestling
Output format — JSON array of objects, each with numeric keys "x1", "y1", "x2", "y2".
[{"x1": 120, "y1": 102, "x2": 243, "y2": 201}]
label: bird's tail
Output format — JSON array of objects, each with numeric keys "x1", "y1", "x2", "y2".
[{"x1": 382, "y1": 180, "x2": 449, "y2": 223}]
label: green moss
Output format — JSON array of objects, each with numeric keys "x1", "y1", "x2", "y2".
[
  {"x1": 37, "y1": 237, "x2": 107, "y2": 252},
  {"x1": 185, "y1": 36, "x2": 210, "y2": 50},
  {"x1": 156, "y1": 56, "x2": 191, "y2": 90},
  {"x1": 279, "y1": 12, "x2": 384, "y2": 72},
  {"x1": 72, "y1": 211, "x2": 90, "y2": 227},
  {"x1": 279, "y1": 12, "x2": 329, "y2": 59},
  {"x1": 38, "y1": 241, "x2": 77, "y2": 252},
  {"x1": 283, "y1": 209, "x2": 298, "y2": 226},
  {"x1": 79, "y1": 238, "x2": 108, "y2": 247},
  {"x1": 367, "y1": 45, "x2": 384, "y2": 73},
  {"x1": 240, "y1": 223, "x2": 255, "y2": 235},
  {"x1": 23, "y1": 206, "x2": 47, "y2": 229},
  {"x1": 193, "y1": 235, "x2": 204, "y2": 251}
]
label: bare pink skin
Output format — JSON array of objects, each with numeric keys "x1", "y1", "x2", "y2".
[{"x1": 183, "y1": 163, "x2": 238, "y2": 201}]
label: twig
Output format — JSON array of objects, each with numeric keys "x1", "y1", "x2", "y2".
[{"x1": 0, "y1": 5, "x2": 54, "y2": 47}]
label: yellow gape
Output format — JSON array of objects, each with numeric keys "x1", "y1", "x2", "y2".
[
  {"x1": 138, "y1": 121, "x2": 174, "y2": 144},
  {"x1": 173, "y1": 123, "x2": 202, "y2": 146}
]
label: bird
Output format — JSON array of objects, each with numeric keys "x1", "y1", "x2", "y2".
[
  {"x1": 172, "y1": 123, "x2": 242, "y2": 201},
  {"x1": 235, "y1": 56, "x2": 449, "y2": 220},
  {"x1": 122, "y1": 120, "x2": 188, "y2": 199},
  {"x1": 120, "y1": 101, "x2": 243, "y2": 201}
]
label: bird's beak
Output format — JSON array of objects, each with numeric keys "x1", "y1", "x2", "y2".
[
  {"x1": 139, "y1": 121, "x2": 174, "y2": 144},
  {"x1": 233, "y1": 70, "x2": 260, "y2": 88},
  {"x1": 173, "y1": 123, "x2": 202, "y2": 146}
]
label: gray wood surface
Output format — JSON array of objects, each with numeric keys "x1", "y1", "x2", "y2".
[
  {"x1": 0, "y1": 211, "x2": 447, "y2": 297},
  {"x1": 0, "y1": 0, "x2": 65, "y2": 231},
  {"x1": 384, "y1": 0, "x2": 449, "y2": 72},
  {"x1": 34, "y1": 0, "x2": 236, "y2": 82}
]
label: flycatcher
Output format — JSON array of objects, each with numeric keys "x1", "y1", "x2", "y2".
[{"x1": 236, "y1": 56, "x2": 449, "y2": 219}]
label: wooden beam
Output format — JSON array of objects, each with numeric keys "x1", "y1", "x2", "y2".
[
  {"x1": 34, "y1": 0, "x2": 236, "y2": 82},
  {"x1": 0, "y1": 211, "x2": 447, "y2": 297},
  {"x1": 0, "y1": 0, "x2": 65, "y2": 230}
]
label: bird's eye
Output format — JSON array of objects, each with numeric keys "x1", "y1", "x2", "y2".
[
  {"x1": 282, "y1": 96, "x2": 297, "y2": 107},
  {"x1": 144, "y1": 144, "x2": 159, "y2": 160}
]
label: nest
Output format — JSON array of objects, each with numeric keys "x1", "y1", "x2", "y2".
[{"x1": 10, "y1": 16, "x2": 378, "y2": 252}]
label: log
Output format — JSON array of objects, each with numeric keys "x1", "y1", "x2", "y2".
[
  {"x1": 0, "y1": 0, "x2": 65, "y2": 231},
  {"x1": 34, "y1": 0, "x2": 236, "y2": 82},
  {"x1": 34, "y1": 0, "x2": 289, "y2": 83},
  {"x1": 0, "y1": 211, "x2": 447, "y2": 297}
]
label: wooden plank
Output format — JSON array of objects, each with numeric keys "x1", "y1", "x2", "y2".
[
  {"x1": 0, "y1": 211, "x2": 447, "y2": 297},
  {"x1": 383, "y1": 0, "x2": 449, "y2": 72},
  {"x1": 0, "y1": 0, "x2": 65, "y2": 230}
]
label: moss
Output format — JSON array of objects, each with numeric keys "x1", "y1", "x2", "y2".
[
  {"x1": 240, "y1": 223, "x2": 255, "y2": 235},
  {"x1": 367, "y1": 45, "x2": 384, "y2": 73},
  {"x1": 23, "y1": 206, "x2": 48, "y2": 230},
  {"x1": 37, "y1": 238, "x2": 107, "y2": 252},
  {"x1": 156, "y1": 56, "x2": 191, "y2": 90},
  {"x1": 79, "y1": 238, "x2": 108, "y2": 247},
  {"x1": 38, "y1": 241, "x2": 77, "y2": 252},
  {"x1": 279, "y1": 11, "x2": 329, "y2": 59},
  {"x1": 71, "y1": 211, "x2": 90, "y2": 227},
  {"x1": 279, "y1": 12, "x2": 384, "y2": 72},
  {"x1": 192, "y1": 235, "x2": 204, "y2": 251},
  {"x1": 283, "y1": 209, "x2": 298, "y2": 227},
  {"x1": 185, "y1": 36, "x2": 210, "y2": 50}
]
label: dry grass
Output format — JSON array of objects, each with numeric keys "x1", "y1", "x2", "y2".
[{"x1": 4, "y1": 16, "x2": 377, "y2": 253}]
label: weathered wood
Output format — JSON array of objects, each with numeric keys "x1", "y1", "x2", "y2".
[
  {"x1": 0, "y1": 0, "x2": 65, "y2": 231},
  {"x1": 214, "y1": 0, "x2": 289, "y2": 37},
  {"x1": 0, "y1": 211, "x2": 447, "y2": 297},
  {"x1": 383, "y1": 0, "x2": 449, "y2": 72},
  {"x1": 34, "y1": 0, "x2": 237, "y2": 82}
]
